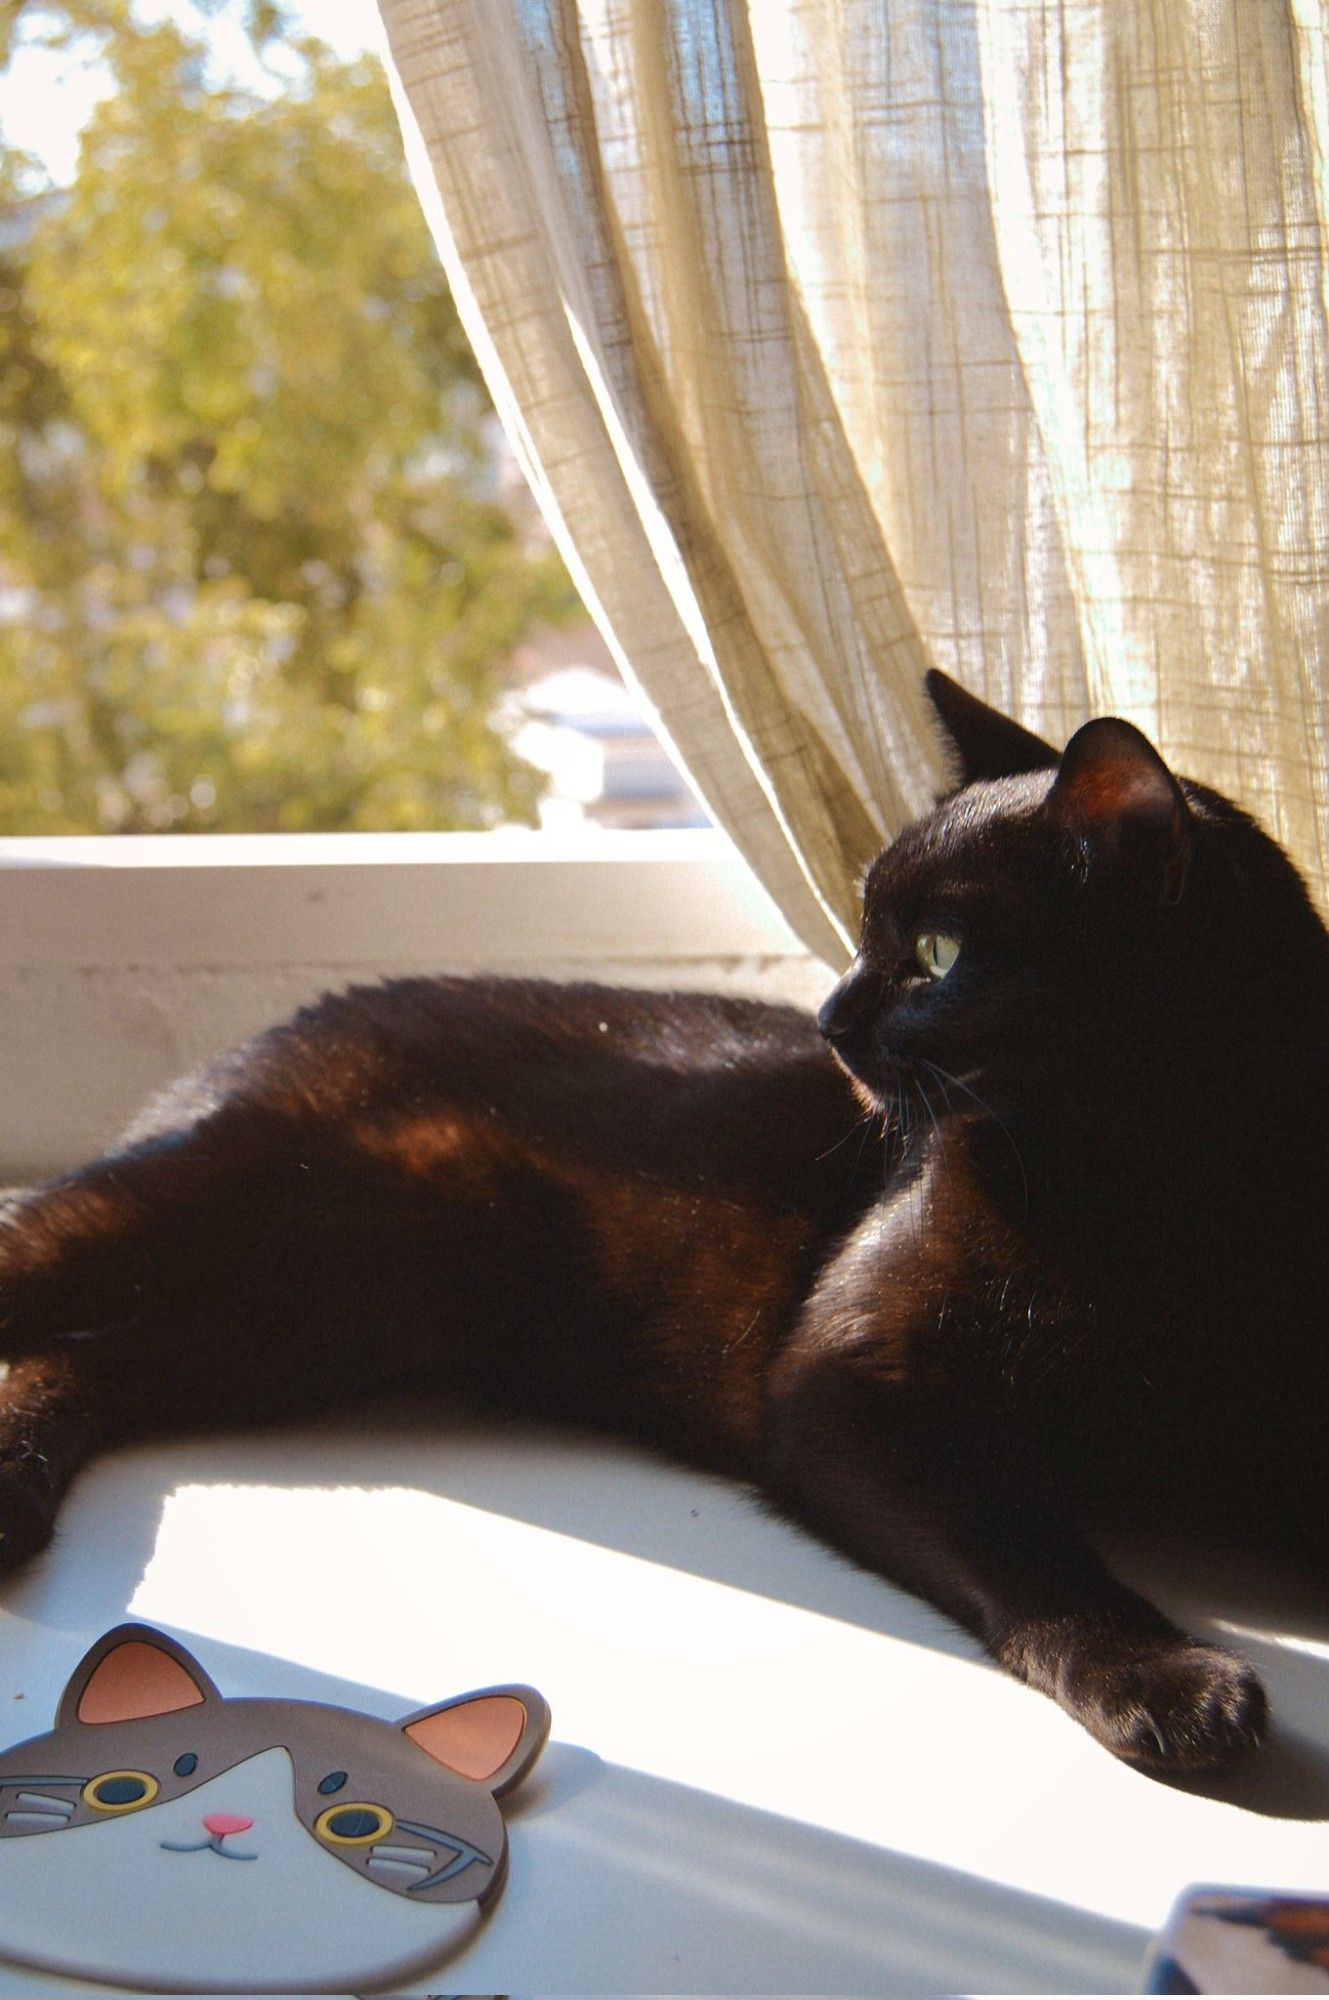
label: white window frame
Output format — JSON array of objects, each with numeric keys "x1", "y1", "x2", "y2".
[{"x1": 0, "y1": 831, "x2": 826, "y2": 1181}]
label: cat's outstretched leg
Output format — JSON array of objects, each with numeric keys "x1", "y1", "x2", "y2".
[
  {"x1": 0, "y1": 1135, "x2": 244, "y2": 1352},
  {"x1": 0, "y1": 1129, "x2": 346, "y2": 1567},
  {"x1": 0, "y1": 1352, "x2": 102, "y2": 1571},
  {"x1": 765, "y1": 1329, "x2": 1266, "y2": 1773}
]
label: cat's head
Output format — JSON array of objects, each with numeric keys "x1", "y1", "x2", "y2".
[
  {"x1": 0, "y1": 1623, "x2": 550, "y2": 1993},
  {"x1": 820, "y1": 671, "x2": 1329, "y2": 1155}
]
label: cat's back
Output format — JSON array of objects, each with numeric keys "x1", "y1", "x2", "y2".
[{"x1": 128, "y1": 976, "x2": 878, "y2": 1226}]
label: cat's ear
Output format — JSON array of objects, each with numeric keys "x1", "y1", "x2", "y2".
[
  {"x1": 401, "y1": 1684, "x2": 550, "y2": 1798},
  {"x1": 57, "y1": 1624, "x2": 220, "y2": 1730},
  {"x1": 1047, "y1": 717, "x2": 1193, "y2": 907},
  {"x1": 925, "y1": 668, "x2": 1057, "y2": 786}
]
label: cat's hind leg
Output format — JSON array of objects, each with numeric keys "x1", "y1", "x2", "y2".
[
  {"x1": 0, "y1": 1141, "x2": 287, "y2": 1564},
  {"x1": 0, "y1": 1090, "x2": 347, "y2": 1376},
  {"x1": 0, "y1": 1352, "x2": 102, "y2": 1571},
  {"x1": 0, "y1": 1134, "x2": 241, "y2": 1354},
  {"x1": 0, "y1": 1100, "x2": 499, "y2": 1440}
]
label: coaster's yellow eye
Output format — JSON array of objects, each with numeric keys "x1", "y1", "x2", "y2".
[
  {"x1": 315, "y1": 1801, "x2": 394, "y2": 1846},
  {"x1": 915, "y1": 932, "x2": 960, "y2": 980},
  {"x1": 83, "y1": 1770, "x2": 158, "y2": 1813}
]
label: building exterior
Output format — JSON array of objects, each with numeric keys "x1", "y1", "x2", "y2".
[{"x1": 507, "y1": 631, "x2": 709, "y2": 832}]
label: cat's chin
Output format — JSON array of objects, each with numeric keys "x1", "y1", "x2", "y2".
[
  {"x1": 829, "y1": 1059, "x2": 885, "y2": 1118},
  {"x1": 0, "y1": 1746, "x2": 479, "y2": 1993}
]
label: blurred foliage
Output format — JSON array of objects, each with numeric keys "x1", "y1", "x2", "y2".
[{"x1": 0, "y1": 0, "x2": 576, "y2": 831}]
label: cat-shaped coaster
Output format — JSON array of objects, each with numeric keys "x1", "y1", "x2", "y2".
[{"x1": 0, "y1": 1622, "x2": 550, "y2": 1993}]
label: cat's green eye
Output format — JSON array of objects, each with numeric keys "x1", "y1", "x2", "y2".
[
  {"x1": 915, "y1": 932, "x2": 960, "y2": 981},
  {"x1": 83, "y1": 1770, "x2": 158, "y2": 1814},
  {"x1": 315, "y1": 1800, "x2": 394, "y2": 1846}
]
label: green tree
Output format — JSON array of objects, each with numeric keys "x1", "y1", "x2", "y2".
[{"x1": 0, "y1": 0, "x2": 575, "y2": 832}]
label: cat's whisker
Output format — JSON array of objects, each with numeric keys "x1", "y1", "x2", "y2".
[
  {"x1": 881, "y1": 1059, "x2": 911, "y2": 1255},
  {"x1": 368, "y1": 1842, "x2": 434, "y2": 1868},
  {"x1": 368, "y1": 1853, "x2": 433, "y2": 1882},
  {"x1": 814, "y1": 1107, "x2": 876, "y2": 1164},
  {"x1": 912, "y1": 1071, "x2": 952, "y2": 1192},
  {"x1": 0, "y1": 1779, "x2": 87, "y2": 1791},
  {"x1": 887, "y1": 1061, "x2": 937, "y2": 1253},
  {"x1": 917, "y1": 1058, "x2": 1030, "y2": 1223}
]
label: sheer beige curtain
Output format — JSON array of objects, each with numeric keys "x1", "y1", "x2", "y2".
[{"x1": 377, "y1": 0, "x2": 1329, "y2": 965}]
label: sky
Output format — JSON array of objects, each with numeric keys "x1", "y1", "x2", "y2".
[{"x1": 1, "y1": 0, "x2": 387, "y2": 183}]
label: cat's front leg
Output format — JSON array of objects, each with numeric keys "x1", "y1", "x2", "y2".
[{"x1": 763, "y1": 1316, "x2": 1265, "y2": 1772}]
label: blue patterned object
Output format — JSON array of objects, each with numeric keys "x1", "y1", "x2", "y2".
[{"x1": 1143, "y1": 1887, "x2": 1329, "y2": 1994}]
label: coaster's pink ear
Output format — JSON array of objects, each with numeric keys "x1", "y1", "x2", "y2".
[
  {"x1": 57, "y1": 1624, "x2": 220, "y2": 1729},
  {"x1": 401, "y1": 1684, "x2": 550, "y2": 1797}
]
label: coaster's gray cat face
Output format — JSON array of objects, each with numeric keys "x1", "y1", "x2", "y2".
[{"x1": 0, "y1": 1624, "x2": 550, "y2": 1993}]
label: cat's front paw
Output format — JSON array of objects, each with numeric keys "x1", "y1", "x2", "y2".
[
  {"x1": 1063, "y1": 1638, "x2": 1266, "y2": 1771},
  {"x1": 1005, "y1": 1616, "x2": 1267, "y2": 1771},
  {"x1": 0, "y1": 1455, "x2": 58, "y2": 1572}
]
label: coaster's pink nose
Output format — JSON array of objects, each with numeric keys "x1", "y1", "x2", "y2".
[{"x1": 203, "y1": 1813, "x2": 253, "y2": 1837}]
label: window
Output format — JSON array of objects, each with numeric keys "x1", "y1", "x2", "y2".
[
  {"x1": 0, "y1": 0, "x2": 704, "y2": 839},
  {"x1": 0, "y1": 2, "x2": 814, "y2": 1188}
]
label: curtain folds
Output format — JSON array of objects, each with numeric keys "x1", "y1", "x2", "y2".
[{"x1": 377, "y1": 0, "x2": 1329, "y2": 964}]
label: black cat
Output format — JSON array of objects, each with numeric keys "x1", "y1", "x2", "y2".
[{"x1": 1, "y1": 670, "x2": 1324, "y2": 1771}]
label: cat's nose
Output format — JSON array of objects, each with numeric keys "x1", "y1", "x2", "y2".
[
  {"x1": 203, "y1": 1813, "x2": 253, "y2": 1836},
  {"x1": 818, "y1": 960, "x2": 876, "y2": 1043}
]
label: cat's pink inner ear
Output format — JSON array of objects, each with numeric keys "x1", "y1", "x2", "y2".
[
  {"x1": 404, "y1": 1696, "x2": 527, "y2": 1781},
  {"x1": 77, "y1": 1641, "x2": 209, "y2": 1725},
  {"x1": 1051, "y1": 719, "x2": 1182, "y2": 836}
]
